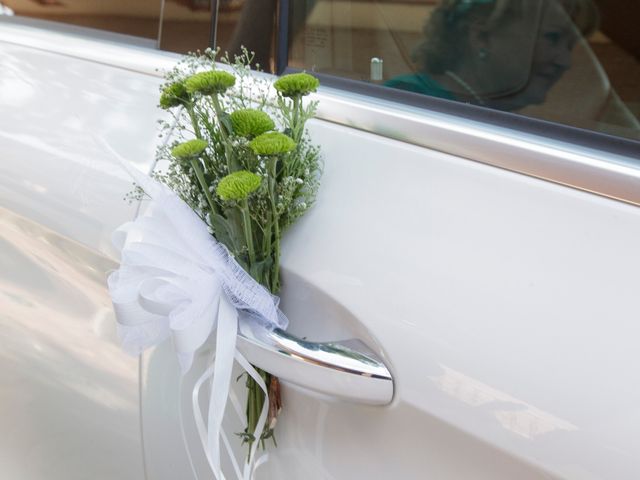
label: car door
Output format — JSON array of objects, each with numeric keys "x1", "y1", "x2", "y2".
[
  {"x1": 3, "y1": 2, "x2": 639, "y2": 479},
  {"x1": 0, "y1": 5, "x2": 221, "y2": 477},
  {"x1": 0, "y1": 18, "x2": 162, "y2": 480},
  {"x1": 141, "y1": 1, "x2": 640, "y2": 479}
]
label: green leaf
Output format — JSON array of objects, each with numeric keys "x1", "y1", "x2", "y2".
[
  {"x1": 209, "y1": 213, "x2": 238, "y2": 253},
  {"x1": 219, "y1": 112, "x2": 234, "y2": 136},
  {"x1": 248, "y1": 257, "x2": 274, "y2": 286},
  {"x1": 223, "y1": 207, "x2": 250, "y2": 265}
]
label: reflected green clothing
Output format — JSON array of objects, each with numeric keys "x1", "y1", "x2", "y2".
[{"x1": 384, "y1": 73, "x2": 455, "y2": 101}]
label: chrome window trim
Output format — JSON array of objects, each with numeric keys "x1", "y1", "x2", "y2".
[
  {"x1": 2, "y1": 19, "x2": 638, "y2": 207},
  {"x1": 312, "y1": 83, "x2": 640, "y2": 207}
]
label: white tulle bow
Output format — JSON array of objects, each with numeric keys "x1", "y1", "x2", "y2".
[{"x1": 106, "y1": 148, "x2": 286, "y2": 479}]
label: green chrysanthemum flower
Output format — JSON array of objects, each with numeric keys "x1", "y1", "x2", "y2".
[
  {"x1": 171, "y1": 139, "x2": 208, "y2": 160},
  {"x1": 159, "y1": 82, "x2": 190, "y2": 109},
  {"x1": 184, "y1": 70, "x2": 236, "y2": 96},
  {"x1": 229, "y1": 109, "x2": 275, "y2": 138},
  {"x1": 216, "y1": 171, "x2": 262, "y2": 201},
  {"x1": 249, "y1": 132, "x2": 296, "y2": 156},
  {"x1": 273, "y1": 72, "x2": 319, "y2": 97}
]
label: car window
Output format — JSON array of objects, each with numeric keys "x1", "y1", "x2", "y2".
[
  {"x1": 212, "y1": 0, "x2": 280, "y2": 73},
  {"x1": 159, "y1": 0, "x2": 212, "y2": 53},
  {"x1": 1, "y1": 0, "x2": 213, "y2": 54},
  {"x1": 3, "y1": 0, "x2": 163, "y2": 45},
  {"x1": 285, "y1": 0, "x2": 640, "y2": 142}
]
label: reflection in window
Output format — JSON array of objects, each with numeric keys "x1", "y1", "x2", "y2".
[
  {"x1": 4, "y1": 0, "x2": 163, "y2": 44},
  {"x1": 288, "y1": 0, "x2": 640, "y2": 140},
  {"x1": 159, "y1": 0, "x2": 212, "y2": 53},
  {"x1": 4, "y1": 0, "x2": 215, "y2": 54},
  {"x1": 215, "y1": 0, "x2": 279, "y2": 73}
]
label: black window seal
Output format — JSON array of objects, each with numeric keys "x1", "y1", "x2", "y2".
[{"x1": 275, "y1": 0, "x2": 290, "y2": 75}]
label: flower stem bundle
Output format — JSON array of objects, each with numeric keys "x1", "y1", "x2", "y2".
[{"x1": 153, "y1": 48, "x2": 321, "y2": 455}]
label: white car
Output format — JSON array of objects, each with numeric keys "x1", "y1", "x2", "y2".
[{"x1": 1, "y1": 1, "x2": 639, "y2": 479}]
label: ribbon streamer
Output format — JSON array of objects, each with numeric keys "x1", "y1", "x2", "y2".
[{"x1": 106, "y1": 145, "x2": 286, "y2": 479}]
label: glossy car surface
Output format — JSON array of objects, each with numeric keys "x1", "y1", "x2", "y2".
[{"x1": 1, "y1": 11, "x2": 639, "y2": 480}]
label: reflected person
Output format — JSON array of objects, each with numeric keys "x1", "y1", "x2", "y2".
[{"x1": 386, "y1": 0, "x2": 599, "y2": 112}]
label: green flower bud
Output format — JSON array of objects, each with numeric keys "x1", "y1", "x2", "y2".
[
  {"x1": 249, "y1": 132, "x2": 296, "y2": 156},
  {"x1": 171, "y1": 139, "x2": 208, "y2": 160},
  {"x1": 229, "y1": 109, "x2": 275, "y2": 138},
  {"x1": 159, "y1": 82, "x2": 190, "y2": 109},
  {"x1": 216, "y1": 171, "x2": 262, "y2": 201},
  {"x1": 273, "y1": 72, "x2": 319, "y2": 97},
  {"x1": 184, "y1": 70, "x2": 236, "y2": 96}
]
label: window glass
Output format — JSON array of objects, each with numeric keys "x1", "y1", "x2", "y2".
[
  {"x1": 3, "y1": 0, "x2": 163, "y2": 45},
  {"x1": 2, "y1": 0, "x2": 215, "y2": 54},
  {"x1": 159, "y1": 0, "x2": 212, "y2": 53},
  {"x1": 288, "y1": 0, "x2": 640, "y2": 141},
  {"x1": 213, "y1": 0, "x2": 279, "y2": 73}
]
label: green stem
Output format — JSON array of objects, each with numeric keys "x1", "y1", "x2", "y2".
[
  {"x1": 292, "y1": 96, "x2": 301, "y2": 143},
  {"x1": 189, "y1": 158, "x2": 217, "y2": 217},
  {"x1": 272, "y1": 233, "x2": 281, "y2": 292},
  {"x1": 260, "y1": 369, "x2": 269, "y2": 450},
  {"x1": 246, "y1": 371, "x2": 267, "y2": 460},
  {"x1": 184, "y1": 105, "x2": 219, "y2": 217},
  {"x1": 209, "y1": 94, "x2": 236, "y2": 173},
  {"x1": 209, "y1": 95, "x2": 227, "y2": 136},
  {"x1": 186, "y1": 105, "x2": 203, "y2": 140},
  {"x1": 263, "y1": 214, "x2": 273, "y2": 291},
  {"x1": 267, "y1": 157, "x2": 281, "y2": 292},
  {"x1": 246, "y1": 378, "x2": 255, "y2": 461},
  {"x1": 240, "y1": 199, "x2": 256, "y2": 265}
]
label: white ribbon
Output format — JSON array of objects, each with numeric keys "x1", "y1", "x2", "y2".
[{"x1": 106, "y1": 145, "x2": 286, "y2": 479}]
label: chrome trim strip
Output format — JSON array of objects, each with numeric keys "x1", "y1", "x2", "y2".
[
  {"x1": 312, "y1": 88, "x2": 640, "y2": 206},
  {"x1": 237, "y1": 323, "x2": 394, "y2": 405},
  {"x1": 3, "y1": 19, "x2": 638, "y2": 206}
]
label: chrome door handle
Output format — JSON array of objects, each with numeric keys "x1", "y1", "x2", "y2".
[{"x1": 237, "y1": 322, "x2": 394, "y2": 405}]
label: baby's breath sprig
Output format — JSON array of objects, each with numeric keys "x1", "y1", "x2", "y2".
[{"x1": 123, "y1": 182, "x2": 150, "y2": 204}]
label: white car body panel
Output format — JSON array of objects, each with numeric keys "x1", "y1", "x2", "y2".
[
  {"x1": 0, "y1": 28, "x2": 161, "y2": 479},
  {"x1": 1, "y1": 17, "x2": 639, "y2": 480},
  {"x1": 273, "y1": 122, "x2": 640, "y2": 479},
  {"x1": 143, "y1": 120, "x2": 640, "y2": 480}
]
